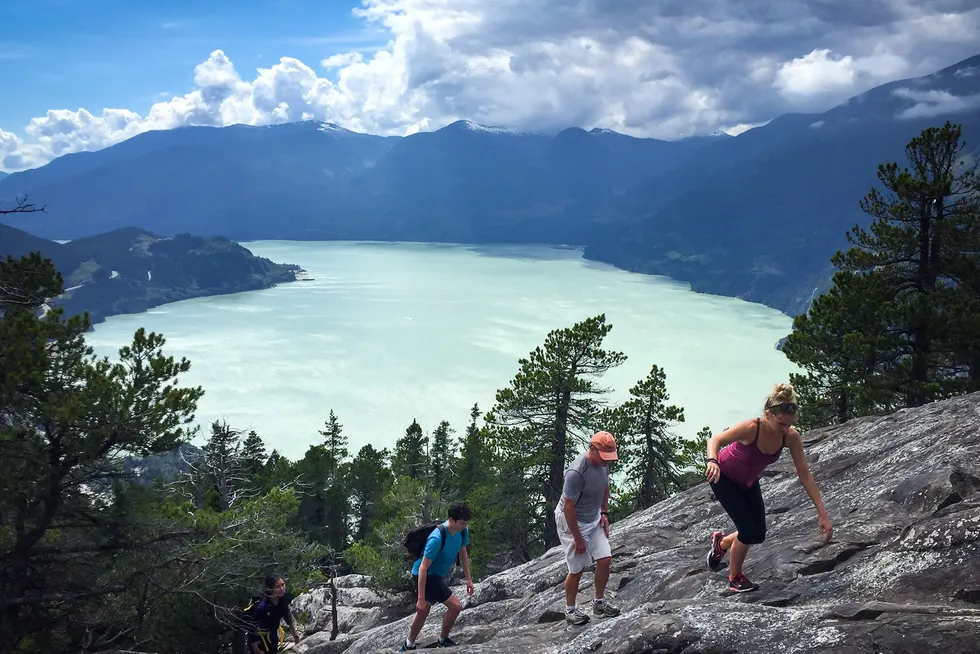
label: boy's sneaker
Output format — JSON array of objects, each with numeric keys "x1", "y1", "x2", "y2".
[
  {"x1": 706, "y1": 530, "x2": 727, "y2": 571},
  {"x1": 592, "y1": 598, "x2": 620, "y2": 617},
  {"x1": 437, "y1": 637, "x2": 458, "y2": 647},
  {"x1": 398, "y1": 642, "x2": 417, "y2": 651},
  {"x1": 729, "y1": 574, "x2": 760, "y2": 593},
  {"x1": 565, "y1": 606, "x2": 590, "y2": 625}
]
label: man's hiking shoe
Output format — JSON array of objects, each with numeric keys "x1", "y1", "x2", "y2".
[
  {"x1": 437, "y1": 637, "x2": 458, "y2": 647},
  {"x1": 706, "y1": 530, "x2": 727, "y2": 571},
  {"x1": 729, "y1": 574, "x2": 759, "y2": 593},
  {"x1": 398, "y1": 642, "x2": 417, "y2": 651},
  {"x1": 592, "y1": 599, "x2": 620, "y2": 617},
  {"x1": 565, "y1": 606, "x2": 590, "y2": 625}
]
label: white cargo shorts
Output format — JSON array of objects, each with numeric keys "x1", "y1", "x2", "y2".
[{"x1": 555, "y1": 507, "x2": 611, "y2": 574}]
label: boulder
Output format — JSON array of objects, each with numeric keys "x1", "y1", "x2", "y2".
[
  {"x1": 295, "y1": 392, "x2": 980, "y2": 653},
  {"x1": 333, "y1": 574, "x2": 373, "y2": 589},
  {"x1": 291, "y1": 583, "x2": 413, "y2": 640}
]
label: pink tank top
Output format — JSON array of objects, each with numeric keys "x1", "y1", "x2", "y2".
[{"x1": 718, "y1": 419, "x2": 785, "y2": 489}]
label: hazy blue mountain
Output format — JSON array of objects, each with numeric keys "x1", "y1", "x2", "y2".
[
  {"x1": 2, "y1": 54, "x2": 978, "y2": 315},
  {"x1": 346, "y1": 120, "x2": 555, "y2": 241},
  {"x1": 0, "y1": 121, "x2": 398, "y2": 239},
  {"x1": 346, "y1": 120, "x2": 724, "y2": 243},
  {"x1": 587, "y1": 54, "x2": 980, "y2": 315},
  {"x1": 0, "y1": 117, "x2": 713, "y2": 243}
]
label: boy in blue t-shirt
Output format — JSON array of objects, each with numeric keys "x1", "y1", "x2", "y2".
[{"x1": 399, "y1": 502, "x2": 474, "y2": 651}]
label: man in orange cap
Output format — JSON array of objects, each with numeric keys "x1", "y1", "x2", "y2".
[{"x1": 554, "y1": 430, "x2": 621, "y2": 625}]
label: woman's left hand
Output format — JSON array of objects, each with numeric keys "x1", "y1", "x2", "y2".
[
  {"x1": 818, "y1": 514, "x2": 833, "y2": 543},
  {"x1": 292, "y1": 628, "x2": 301, "y2": 643}
]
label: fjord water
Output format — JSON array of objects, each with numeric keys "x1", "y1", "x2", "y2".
[{"x1": 87, "y1": 242, "x2": 800, "y2": 460}]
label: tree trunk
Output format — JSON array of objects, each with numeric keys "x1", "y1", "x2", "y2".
[
  {"x1": 330, "y1": 568, "x2": 339, "y2": 641},
  {"x1": 835, "y1": 388, "x2": 849, "y2": 425},
  {"x1": 909, "y1": 201, "x2": 933, "y2": 406},
  {"x1": 545, "y1": 390, "x2": 571, "y2": 548},
  {"x1": 357, "y1": 500, "x2": 370, "y2": 542},
  {"x1": 231, "y1": 626, "x2": 246, "y2": 654},
  {"x1": 969, "y1": 350, "x2": 980, "y2": 385},
  {"x1": 640, "y1": 402, "x2": 655, "y2": 509}
]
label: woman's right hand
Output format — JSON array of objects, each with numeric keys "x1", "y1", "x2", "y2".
[{"x1": 705, "y1": 461, "x2": 721, "y2": 483}]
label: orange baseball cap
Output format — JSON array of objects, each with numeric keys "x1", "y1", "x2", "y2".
[{"x1": 591, "y1": 431, "x2": 618, "y2": 461}]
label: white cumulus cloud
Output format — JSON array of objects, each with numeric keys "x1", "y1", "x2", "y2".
[
  {"x1": 1, "y1": 0, "x2": 979, "y2": 172},
  {"x1": 774, "y1": 47, "x2": 909, "y2": 99}
]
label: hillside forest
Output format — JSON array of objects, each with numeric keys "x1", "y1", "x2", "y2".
[{"x1": 1, "y1": 122, "x2": 978, "y2": 654}]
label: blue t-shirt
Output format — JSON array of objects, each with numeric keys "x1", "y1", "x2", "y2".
[{"x1": 411, "y1": 523, "x2": 469, "y2": 577}]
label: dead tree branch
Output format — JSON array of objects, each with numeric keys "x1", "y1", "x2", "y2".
[{"x1": 0, "y1": 194, "x2": 46, "y2": 215}]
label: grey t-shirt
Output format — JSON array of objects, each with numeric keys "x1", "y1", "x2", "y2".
[{"x1": 560, "y1": 454, "x2": 609, "y2": 524}]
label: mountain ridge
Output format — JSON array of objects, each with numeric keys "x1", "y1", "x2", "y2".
[{"x1": 2, "y1": 53, "x2": 979, "y2": 316}]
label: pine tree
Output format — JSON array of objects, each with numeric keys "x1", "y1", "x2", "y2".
[
  {"x1": 784, "y1": 122, "x2": 980, "y2": 425},
  {"x1": 457, "y1": 403, "x2": 489, "y2": 500},
  {"x1": 308, "y1": 410, "x2": 354, "y2": 549},
  {"x1": 834, "y1": 122, "x2": 980, "y2": 406},
  {"x1": 318, "y1": 409, "x2": 348, "y2": 471},
  {"x1": 611, "y1": 364, "x2": 685, "y2": 509},
  {"x1": 782, "y1": 270, "x2": 902, "y2": 429},
  {"x1": 1, "y1": 238, "x2": 203, "y2": 649},
  {"x1": 347, "y1": 444, "x2": 393, "y2": 541},
  {"x1": 944, "y1": 173, "x2": 980, "y2": 385},
  {"x1": 466, "y1": 460, "x2": 537, "y2": 566},
  {"x1": 240, "y1": 429, "x2": 268, "y2": 478},
  {"x1": 429, "y1": 420, "x2": 456, "y2": 500},
  {"x1": 295, "y1": 443, "x2": 351, "y2": 551},
  {"x1": 675, "y1": 426, "x2": 713, "y2": 489},
  {"x1": 257, "y1": 449, "x2": 297, "y2": 492},
  {"x1": 391, "y1": 419, "x2": 429, "y2": 480},
  {"x1": 486, "y1": 314, "x2": 626, "y2": 546},
  {"x1": 193, "y1": 420, "x2": 247, "y2": 512}
]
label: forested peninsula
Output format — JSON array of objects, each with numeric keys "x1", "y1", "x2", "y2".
[{"x1": 1, "y1": 216, "x2": 303, "y2": 325}]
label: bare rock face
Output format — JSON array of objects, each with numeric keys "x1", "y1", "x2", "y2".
[
  {"x1": 291, "y1": 576, "x2": 413, "y2": 641},
  {"x1": 295, "y1": 393, "x2": 980, "y2": 653}
]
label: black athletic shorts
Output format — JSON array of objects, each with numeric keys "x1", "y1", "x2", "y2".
[
  {"x1": 412, "y1": 573, "x2": 453, "y2": 604},
  {"x1": 710, "y1": 472, "x2": 767, "y2": 545},
  {"x1": 246, "y1": 629, "x2": 278, "y2": 653}
]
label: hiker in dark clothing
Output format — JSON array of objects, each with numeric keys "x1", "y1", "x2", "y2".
[
  {"x1": 246, "y1": 573, "x2": 301, "y2": 653},
  {"x1": 400, "y1": 502, "x2": 474, "y2": 650}
]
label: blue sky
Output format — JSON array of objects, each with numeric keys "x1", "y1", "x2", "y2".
[
  {"x1": 1, "y1": 0, "x2": 978, "y2": 172},
  {"x1": 0, "y1": 0, "x2": 383, "y2": 129}
]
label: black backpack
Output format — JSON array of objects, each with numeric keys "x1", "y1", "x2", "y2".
[
  {"x1": 404, "y1": 522, "x2": 445, "y2": 559},
  {"x1": 403, "y1": 522, "x2": 467, "y2": 565},
  {"x1": 240, "y1": 595, "x2": 263, "y2": 625}
]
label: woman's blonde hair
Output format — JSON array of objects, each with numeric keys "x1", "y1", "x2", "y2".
[{"x1": 764, "y1": 383, "x2": 798, "y2": 413}]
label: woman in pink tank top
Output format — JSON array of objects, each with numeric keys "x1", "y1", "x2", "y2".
[{"x1": 702, "y1": 384, "x2": 832, "y2": 593}]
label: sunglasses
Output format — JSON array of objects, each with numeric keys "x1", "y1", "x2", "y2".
[{"x1": 770, "y1": 401, "x2": 798, "y2": 414}]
